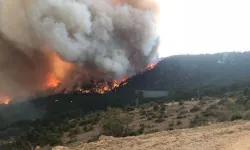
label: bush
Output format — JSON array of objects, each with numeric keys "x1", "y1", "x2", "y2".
[
  {"x1": 216, "y1": 111, "x2": 231, "y2": 122},
  {"x1": 198, "y1": 100, "x2": 206, "y2": 105},
  {"x1": 145, "y1": 129, "x2": 159, "y2": 134},
  {"x1": 231, "y1": 112, "x2": 243, "y2": 121},
  {"x1": 140, "y1": 109, "x2": 147, "y2": 116},
  {"x1": 207, "y1": 104, "x2": 218, "y2": 110},
  {"x1": 151, "y1": 113, "x2": 157, "y2": 118},
  {"x1": 87, "y1": 135, "x2": 100, "y2": 143},
  {"x1": 243, "y1": 111, "x2": 250, "y2": 120},
  {"x1": 101, "y1": 108, "x2": 132, "y2": 137},
  {"x1": 176, "y1": 120, "x2": 182, "y2": 125},
  {"x1": 68, "y1": 126, "x2": 80, "y2": 137},
  {"x1": 168, "y1": 127, "x2": 174, "y2": 130},
  {"x1": 179, "y1": 110, "x2": 189, "y2": 115},
  {"x1": 176, "y1": 115, "x2": 183, "y2": 119},
  {"x1": 83, "y1": 125, "x2": 94, "y2": 132},
  {"x1": 155, "y1": 118, "x2": 165, "y2": 123},
  {"x1": 153, "y1": 105, "x2": 159, "y2": 111},
  {"x1": 202, "y1": 106, "x2": 220, "y2": 117},
  {"x1": 169, "y1": 123, "x2": 174, "y2": 127},
  {"x1": 130, "y1": 124, "x2": 145, "y2": 136},
  {"x1": 190, "y1": 106, "x2": 201, "y2": 113},
  {"x1": 160, "y1": 104, "x2": 166, "y2": 112},
  {"x1": 190, "y1": 115, "x2": 208, "y2": 127},
  {"x1": 147, "y1": 117, "x2": 153, "y2": 120},
  {"x1": 67, "y1": 137, "x2": 77, "y2": 144},
  {"x1": 179, "y1": 101, "x2": 184, "y2": 106},
  {"x1": 124, "y1": 106, "x2": 135, "y2": 112},
  {"x1": 235, "y1": 97, "x2": 247, "y2": 105},
  {"x1": 218, "y1": 99, "x2": 229, "y2": 105},
  {"x1": 244, "y1": 101, "x2": 250, "y2": 110}
]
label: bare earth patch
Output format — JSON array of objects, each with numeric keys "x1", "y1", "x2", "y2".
[{"x1": 53, "y1": 120, "x2": 250, "y2": 150}]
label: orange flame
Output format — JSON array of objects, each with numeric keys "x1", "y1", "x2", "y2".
[
  {"x1": 71, "y1": 63, "x2": 157, "y2": 95},
  {"x1": 46, "y1": 74, "x2": 60, "y2": 88},
  {"x1": 0, "y1": 95, "x2": 11, "y2": 104},
  {"x1": 146, "y1": 63, "x2": 157, "y2": 70}
]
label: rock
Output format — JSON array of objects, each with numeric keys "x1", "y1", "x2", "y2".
[
  {"x1": 35, "y1": 146, "x2": 41, "y2": 150},
  {"x1": 52, "y1": 146, "x2": 70, "y2": 150}
]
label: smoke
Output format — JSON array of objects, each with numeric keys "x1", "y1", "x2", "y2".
[{"x1": 0, "y1": 0, "x2": 159, "y2": 100}]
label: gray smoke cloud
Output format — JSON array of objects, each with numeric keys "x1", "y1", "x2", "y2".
[{"x1": 0, "y1": 0, "x2": 159, "y2": 101}]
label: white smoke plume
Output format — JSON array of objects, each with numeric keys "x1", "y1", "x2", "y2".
[{"x1": 0, "y1": 0, "x2": 159, "y2": 101}]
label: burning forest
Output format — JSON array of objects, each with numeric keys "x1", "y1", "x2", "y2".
[{"x1": 0, "y1": 0, "x2": 160, "y2": 104}]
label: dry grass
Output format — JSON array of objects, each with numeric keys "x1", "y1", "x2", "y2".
[{"x1": 54, "y1": 121, "x2": 250, "y2": 150}]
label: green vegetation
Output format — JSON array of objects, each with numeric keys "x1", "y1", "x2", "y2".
[
  {"x1": 101, "y1": 107, "x2": 133, "y2": 137},
  {"x1": 190, "y1": 115, "x2": 208, "y2": 127},
  {"x1": 190, "y1": 105, "x2": 201, "y2": 113}
]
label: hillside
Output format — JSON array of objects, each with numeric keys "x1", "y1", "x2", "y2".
[
  {"x1": 127, "y1": 52, "x2": 250, "y2": 90},
  {"x1": 2, "y1": 51, "x2": 250, "y2": 149},
  {"x1": 53, "y1": 120, "x2": 250, "y2": 150}
]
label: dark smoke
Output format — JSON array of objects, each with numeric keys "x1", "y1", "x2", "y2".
[{"x1": 0, "y1": 0, "x2": 160, "y2": 100}]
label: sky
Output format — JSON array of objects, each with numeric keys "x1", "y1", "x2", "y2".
[{"x1": 157, "y1": 0, "x2": 250, "y2": 57}]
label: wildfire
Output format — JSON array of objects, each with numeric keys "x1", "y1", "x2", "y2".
[
  {"x1": 0, "y1": 95, "x2": 11, "y2": 105},
  {"x1": 74, "y1": 78, "x2": 128, "y2": 94},
  {"x1": 0, "y1": 62, "x2": 157, "y2": 104},
  {"x1": 53, "y1": 63, "x2": 157, "y2": 95},
  {"x1": 146, "y1": 63, "x2": 157, "y2": 70},
  {"x1": 46, "y1": 74, "x2": 60, "y2": 88}
]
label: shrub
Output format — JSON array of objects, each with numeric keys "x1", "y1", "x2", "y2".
[
  {"x1": 179, "y1": 110, "x2": 189, "y2": 115},
  {"x1": 176, "y1": 120, "x2": 182, "y2": 125},
  {"x1": 151, "y1": 114, "x2": 157, "y2": 118},
  {"x1": 168, "y1": 127, "x2": 174, "y2": 130},
  {"x1": 243, "y1": 111, "x2": 250, "y2": 120},
  {"x1": 130, "y1": 124, "x2": 145, "y2": 136},
  {"x1": 101, "y1": 108, "x2": 132, "y2": 137},
  {"x1": 68, "y1": 126, "x2": 80, "y2": 137},
  {"x1": 176, "y1": 115, "x2": 183, "y2": 119},
  {"x1": 231, "y1": 112, "x2": 243, "y2": 121},
  {"x1": 198, "y1": 100, "x2": 206, "y2": 105},
  {"x1": 169, "y1": 123, "x2": 174, "y2": 127},
  {"x1": 190, "y1": 115, "x2": 208, "y2": 127},
  {"x1": 87, "y1": 135, "x2": 100, "y2": 143},
  {"x1": 83, "y1": 125, "x2": 94, "y2": 132},
  {"x1": 124, "y1": 106, "x2": 135, "y2": 112},
  {"x1": 244, "y1": 101, "x2": 250, "y2": 110},
  {"x1": 153, "y1": 105, "x2": 159, "y2": 111},
  {"x1": 163, "y1": 115, "x2": 168, "y2": 118},
  {"x1": 202, "y1": 106, "x2": 219, "y2": 117},
  {"x1": 235, "y1": 97, "x2": 247, "y2": 105},
  {"x1": 147, "y1": 117, "x2": 153, "y2": 120},
  {"x1": 218, "y1": 99, "x2": 229, "y2": 105},
  {"x1": 140, "y1": 109, "x2": 147, "y2": 116},
  {"x1": 137, "y1": 124, "x2": 145, "y2": 135},
  {"x1": 216, "y1": 111, "x2": 231, "y2": 122},
  {"x1": 155, "y1": 118, "x2": 165, "y2": 123},
  {"x1": 160, "y1": 104, "x2": 166, "y2": 112},
  {"x1": 179, "y1": 101, "x2": 184, "y2": 106},
  {"x1": 207, "y1": 104, "x2": 218, "y2": 110},
  {"x1": 244, "y1": 88, "x2": 249, "y2": 96},
  {"x1": 67, "y1": 137, "x2": 77, "y2": 144},
  {"x1": 145, "y1": 129, "x2": 159, "y2": 134},
  {"x1": 190, "y1": 105, "x2": 201, "y2": 113}
]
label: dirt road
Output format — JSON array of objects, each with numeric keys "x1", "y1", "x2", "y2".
[{"x1": 53, "y1": 121, "x2": 250, "y2": 150}]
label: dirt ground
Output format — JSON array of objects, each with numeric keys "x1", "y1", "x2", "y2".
[{"x1": 53, "y1": 120, "x2": 250, "y2": 150}]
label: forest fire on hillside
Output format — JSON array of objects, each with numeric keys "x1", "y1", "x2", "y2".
[
  {"x1": 0, "y1": 61, "x2": 157, "y2": 105},
  {"x1": 73, "y1": 77, "x2": 128, "y2": 94}
]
